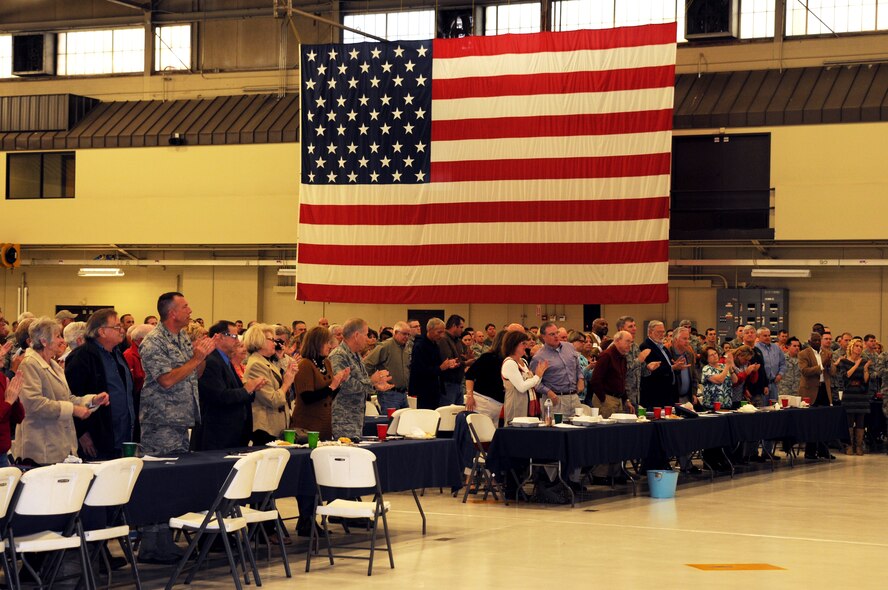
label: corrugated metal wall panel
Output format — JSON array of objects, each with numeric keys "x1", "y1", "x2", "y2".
[
  {"x1": 728, "y1": 69, "x2": 767, "y2": 128},
  {"x1": 802, "y1": 67, "x2": 837, "y2": 124},
  {"x1": 0, "y1": 94, "x2": 98, "y2": 133},
  {"x1": 822, "y1": 66, "x2": 861, "y2": 123},
  {"x1": 259, "y1": 97, "x2": 298, "y2": 143}
]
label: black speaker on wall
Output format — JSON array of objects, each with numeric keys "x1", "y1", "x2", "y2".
[{"x1": 685, "y1": 0, "x2": 739, "y2": 40}]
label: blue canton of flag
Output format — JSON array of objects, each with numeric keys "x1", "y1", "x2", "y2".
[{"x1": 300, "y1": 41, "x2": 433, "y2": 185}]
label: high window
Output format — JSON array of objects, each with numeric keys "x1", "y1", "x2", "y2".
[
  {"x1": 6, "y1": 152, "x2": 76, "y2": 200},
  {"x1": 343, "y1": 10, "x2": 436, "y2": 43},
  {"x1": 485, "y1": 2, "x2": 542, "y2": 35}
]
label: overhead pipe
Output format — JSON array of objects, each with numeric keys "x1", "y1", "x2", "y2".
[{"x1": 670, "y1": 259, "x2": 888, "y2": 267}]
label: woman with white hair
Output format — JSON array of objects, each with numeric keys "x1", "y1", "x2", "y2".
[
  {"x1": 243, "y1": 323, "x2": 298, "y2": 444},
  {"x1": 17, "y1": 317, "x2": 109, "y2": 465}
]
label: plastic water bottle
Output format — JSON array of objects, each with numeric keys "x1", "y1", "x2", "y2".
[{"x1": 543, "y1": 398, "x2": 554, "y2": 426}]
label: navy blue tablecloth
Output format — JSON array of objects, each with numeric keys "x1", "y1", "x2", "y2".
[
  {"x1": 489, "y1": 423, "x2": 655, "y2": 471},
  {"x1": 126, "y1": 439, "x2": 462, "y2": 526},
  {"x1": 654, "y1": 415, "x2": 734, "y2": 457},
  {"x1": 785, "y1": 406, "x2": 848, "y2": 442},
  {"x1": 487, "y1": 407, "x2": 849, "y2": 471}
]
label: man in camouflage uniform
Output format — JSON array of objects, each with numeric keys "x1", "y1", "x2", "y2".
[
  {"x1": 615, "y1": 316, "x2": 658, "y2": 406},
  {"x1": 863, "y1": 334, "x2": 880, "y2": 397},
  {"x1": 137, "y1": 291, "x2": 215, "y2": 564},
  {"x1": 329, "y1": 318, "x2": 392, "y2": 440},
  {"x1": 140, "y1": 292, "x2": 214, "y2": 455},
  {"x1": 876, "y1": 343, "x2": 888, "y2": 420},
  {"x1": 779, "y1": 337, "x2": 801, "y2": 398}
]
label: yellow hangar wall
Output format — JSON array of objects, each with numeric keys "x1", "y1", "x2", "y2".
[
  {"x1": 0, "y1": 143, "x2": 300, "y2": 245},
  {"x1": 2, "y1": 118, "x2": 888, "y2": 336}
]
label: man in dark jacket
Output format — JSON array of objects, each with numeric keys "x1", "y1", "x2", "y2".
[
  {"x1": 196, "y1": 320, "x2": 266, "y2": 450},
  {"x1": 639, "y1": 320, "x2": 679, "y2": 410},
  {"x1": 409, "y1": 318, "x2": 459, "y2": 409},
  {"x1": 65, "y1": 308, "x2": 134, "y2": 459}
]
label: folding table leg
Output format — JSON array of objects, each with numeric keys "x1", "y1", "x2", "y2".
[{"x1": 410, "y1": 489, "x2": 427, "y2": 535}]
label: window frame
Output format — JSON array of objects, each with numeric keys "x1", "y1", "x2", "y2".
[
  {"x1": 342, "y1": 9, "x2": 436, "y2": 43},
  {"x1": 5, "y1": 152, "x2": 76, "y2": 200},
  {"x1": 154, "y1": 24, "x2": 193, "y2": 73}
]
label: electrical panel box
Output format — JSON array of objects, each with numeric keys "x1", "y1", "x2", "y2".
[{"x1": 716, "y1": 288, "x2": 789, "y2": 343}]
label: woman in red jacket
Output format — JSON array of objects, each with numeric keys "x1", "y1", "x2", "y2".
[{"x1": 0, "y1": 374, "x2": 25, "y2": 466}]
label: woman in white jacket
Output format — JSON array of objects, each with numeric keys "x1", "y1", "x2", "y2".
[{"x1": 501, "y1": 331, "x2": 548, "y2": 424}]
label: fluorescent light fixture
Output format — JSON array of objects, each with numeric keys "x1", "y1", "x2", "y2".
[
  {"x1": 750, "y1": 268, "x2": 811, "y2": 278},
  {"x1": 277, "y1": 268, "x2": 297, "y2": 277},
  {"x1": 78, "y1": 267, "x2": 125, "y2": 277}
]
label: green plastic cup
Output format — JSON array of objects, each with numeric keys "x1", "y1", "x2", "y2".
[
  {"x1": 283, "y1": 429, "x2": 296, "y2": 444},
  {"x1": 740, "y1": 400, "x2": 749, "y2": 407},
  {"x1": 307, "y1": 431, "x2": 320, "y2": 449},
  {"x1": 637, "y1": 406, "x2": 646, "y2": 418},
  {"x1": 122, "y1": 442, "x2": 138, "y2": 457},
  {"x1": 554, "y1": 412, "x2": 563, "y2": 424}
]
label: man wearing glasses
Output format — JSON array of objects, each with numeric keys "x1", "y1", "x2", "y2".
[
  {"x1": 364, "y1": 321, "x2": 412, "y2": 412},
  {"x1": 530, "y1": 320, "x2": 584, "y2": 417},
  {"x1": 64, "y1": 308, "x2": 135, "y2": 460},
  {"x1": 196, "y1": 320, "x2": 267, "y2": 450}
]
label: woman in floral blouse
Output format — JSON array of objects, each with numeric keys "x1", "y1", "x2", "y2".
[{"x1": 702, "y1": 347, "x2": 736, "y2": 410}]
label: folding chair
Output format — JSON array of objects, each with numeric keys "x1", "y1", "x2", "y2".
[
  {"x1": 387, "y1": 408, "x2": 409, "y2": 435},
  {"x1": 307, "y1": 446, "x2": 394, "y2": 576},
  {"x1": 394, "y1": 409, "x2": 440, "y2": 437},
  {"x1": 0, "y1": 467, "x2": 22, "y2": 588},
  {"x1": 166, "y1": 453, "x2": 260, "y2": 590},
  {"x1": 462, "y1": 413, "x2": 504, "y2": 504},
  {"x1": 435, "y1": 405, "x2": 466, "y2": 436},
  {"x1": 241, "y1": 448, "x2": 292, "y2": 578},
  {"x1": 5, "y1": 464, "x2": 96, "y2": 590},
  {"x1": 82, "y1": 458, "x2": 144, "y2": 590},
  {"x1": 365, "y1": 401, "x2": 380, "y2": 417}
]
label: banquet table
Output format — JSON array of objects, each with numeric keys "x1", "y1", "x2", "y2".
[
  {"x1": 486, "y1": 406, "x2": 848, "y2": 505},
  {"x1": 126, "y1": 439, "x2": 462, "y2": 534}
]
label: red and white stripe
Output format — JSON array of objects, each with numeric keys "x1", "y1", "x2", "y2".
[{"x1": 297, "y1": 22, "x2": 676, "y2": 304}]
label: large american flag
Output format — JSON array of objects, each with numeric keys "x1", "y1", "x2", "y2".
[{"x1": 297, "y1": 23, "x2": 675, "y2": 304}]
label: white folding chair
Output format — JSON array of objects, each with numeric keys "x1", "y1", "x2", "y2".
[
  {"x1": 82, "y1": 458, "x2": 144, "y2": 590},
  {"x1": 406, "y1": 396, "x2": 417, "y2": 409},
  {"x1": 387, "y1": 408, "x2": 409, "y2": 435},
  {"x1": 241, "y1": 448, "x2": 292, "y2": 578},
  {"x1": 307, "y1": 446, "x2": 394, "y2": 576},
  {"x1": 463, "y1": 413, "x2": 504, "y2": 504},
  {"x1": 365, "y1": 401, "x2": 381, "y2": 416},
  {"x1": 166, "y1": 453, "x2": 260, "y2": 590},
  {"x1": 5, "y1": 464, "x2": 96, "y2": 590},
  {"x1": 395, "y1": 409, "x2": 441, "y2": 437},
  {"x1": 0, "y1": 466, "x2": 22, "y2": 587},
  {"x1": 435, "y1": 405, "x2": 466, "y2": 435}
]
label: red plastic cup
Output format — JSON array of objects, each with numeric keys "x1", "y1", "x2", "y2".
[
  {"x1": 664, "y1": 406, "x2": 672, "y2": 417},
  {"x1": 781, "y1": 398, "x2": 789, "y2": 408},
  {"x1": 387, "y1": 407, "x2": 396, "y2": 418},
  {"x1": 653, "y1": 407, "x2": 662, "y2": 420},
  {"x1": 713, "y1": 402, "x2": 722, "y2": 412},
  {"x1": 802, "y1": 397, "x2": 812, "y2": 406},
  {"x1": 377, "y1": 423, "x2": 388, "y2": 441}
]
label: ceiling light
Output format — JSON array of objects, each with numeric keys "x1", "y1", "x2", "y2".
[
  {"x1": 78, "y1": 267, "x2": 125, "y2": 277},
  {"x1": 277, "y1": 268, "x2": 297, "y2": 277},
  {"x1": 750, "y1": 268, "x2": 811, "y2": 278}
]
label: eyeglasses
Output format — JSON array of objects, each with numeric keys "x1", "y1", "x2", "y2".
[
  {"x1": 221, "y1": 332, "x2": 239, "y2": 339},
  {"x1": 102, "y1": 325, "x2": 123, "y2": 332}
]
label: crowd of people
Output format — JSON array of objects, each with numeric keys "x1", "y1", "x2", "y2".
[{"x1": 1, "y1": 296, "x2": 886, "y2": 551}]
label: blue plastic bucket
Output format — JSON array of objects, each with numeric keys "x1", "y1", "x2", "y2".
[{"x1": 647, "y1": 470, "x2": 678, "y2": 499}]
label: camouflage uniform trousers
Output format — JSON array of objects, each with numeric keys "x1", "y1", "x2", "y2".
[{"x1": 140, "y1": 422, "x2": 191, "y2": 455}]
